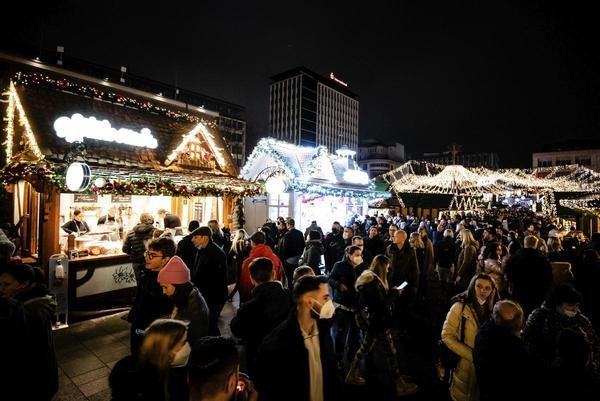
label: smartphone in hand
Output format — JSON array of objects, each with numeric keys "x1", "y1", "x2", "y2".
[{"x1": 394, "y1": 281, "x2": 408, "y2": 290}]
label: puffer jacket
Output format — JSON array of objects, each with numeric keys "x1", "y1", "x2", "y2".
[
  {"x1": 441, "y1": 301, "x2": 480, "y2": 401},
  {"x1": 355, "y1": 270, "x2": 397, "y2": 331},
  {"x1": 300, "y1": 239, "x2": 324, "y2": 275},
  {"x1": 171, "y1": 285, "x2": 210, "y2": 345},
  {"x1": 123, "y1": 223, "x2": 155, "y2": 265}
]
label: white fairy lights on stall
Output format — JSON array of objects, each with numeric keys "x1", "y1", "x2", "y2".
[{"x1": 3, "y1": 81, "x2": 44, "y2": 161}]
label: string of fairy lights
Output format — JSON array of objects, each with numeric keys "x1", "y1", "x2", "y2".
[
  {"x1": 11, "y1": 72, "x2": 219, "y2": 129},
  {"x1": 381, "y1": 161, "x2": 599, "y2": 215}
]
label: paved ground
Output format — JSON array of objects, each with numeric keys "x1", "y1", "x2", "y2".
[
  {"x1": 52, "y1": 284, "x2": 450, "y2": 401},
  {"x1": 52, "y1": 300, "x2": 237, "y2": 401}
]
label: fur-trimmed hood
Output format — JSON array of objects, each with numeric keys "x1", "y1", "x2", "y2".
[{"x1": 356, "y1": 269, "x2": 378, "y2": 289}]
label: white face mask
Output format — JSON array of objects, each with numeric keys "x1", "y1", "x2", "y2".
[
  {"x1": 171, "y1": 342, "x2": 191, "y2": 367},
  {"x1": 311, "y1": 298, "x2": 335, "y2": 320},
  {"x1": 352, "y1": 256, "x2": 363, "y2": 265},
  {"x1": 343, "y1": 233, "x2": 351, "y2": 240}
]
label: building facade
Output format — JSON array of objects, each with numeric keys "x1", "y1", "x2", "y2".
[
  {"x1": 533, "y1": 149, "x2": 600, "y2": 172},
  {"x1": 357, "y1": 140, "x2": 406, "y2": 180},
  {"x1": 269, "y1": 67, "x2": 359, "y2": 152},
  {"x1": 418, "y1": 151, "x2": 500, "y2": 169}
]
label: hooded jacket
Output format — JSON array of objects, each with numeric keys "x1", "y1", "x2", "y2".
[
  {"x1": 123, "y1": 223, "x2": 155, "y2": 265},
  {"x1": 355, "y1": 270, "x2": 397, "y2": 330},
  {"x1": 300, "y1": 239, "x2": 324, "y2": 274},
  {"x1": 238, "y1": 244, "x2": 283, "y2": 303}
]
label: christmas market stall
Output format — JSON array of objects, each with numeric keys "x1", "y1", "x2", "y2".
[
  {"x1": 240, "y1": 137, "x2": 388, "y2": 231},
  {"x1": 0, "y1": 61, "x2": 259, "y2": 317},
  {"x1": 382, "y1": 160, "x2": 600, "y2": 224}
]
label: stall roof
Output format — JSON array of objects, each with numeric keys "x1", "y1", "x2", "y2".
[
  {"x1": 240, "y1": 137, "x2": 388, "y2": 199},
  {"x1": 1, "y1": 72, "x2": 260, "y2": 196},
  {"x1": 5, "y1": 72, "x2": 239, "y2": 177}
]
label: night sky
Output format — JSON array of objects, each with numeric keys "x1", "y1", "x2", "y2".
[{"x1": 5, "y1": 1, "x2": 600, "y2": 167}]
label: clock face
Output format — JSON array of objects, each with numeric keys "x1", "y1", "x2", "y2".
[{"x1": 66, "y1": 162, "x2": 91, "y2": 192}]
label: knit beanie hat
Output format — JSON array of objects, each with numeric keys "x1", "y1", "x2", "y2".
[{"x1": 157, "y1": 256, "x2": 190, "y2": 284}]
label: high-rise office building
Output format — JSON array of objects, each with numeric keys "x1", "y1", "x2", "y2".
[{"x1": 269, "y1": 67, "x2": 359, "y2": 152}]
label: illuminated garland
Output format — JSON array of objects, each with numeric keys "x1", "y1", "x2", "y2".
[
  {"x1": 232, "y1": 197, "x2": 245, "y2": 229},
  {"x1": 0, "y1": 161, "x2": 65, "y2": 189},
  {"x1": 90, "y1": 176, "x2": 261, "y2": 198},
  {"x1": 306, "y1": 146, "x2": 329, "y2": 176},
  {"x1": 241, "y1": 138, "x2": 382, "y2": 200},
  {"x1": 559, "y1": 195, "x2": 600, "y2": 216},
  {"x1": 3, "y1": 81, "x2": 44, "y2": 161},
  {"x1": 384, "y1": 161, "x2": 600, "y2": 196},
  {"x1": 12, "y1": 72, "x2": 218, "y2": 129}
]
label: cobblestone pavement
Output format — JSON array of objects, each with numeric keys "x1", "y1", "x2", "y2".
[
  {"x1": 52, "y1": 289, "x2": 450, "y2": 401},
  {"x1": 52, "y1": 298, "x2": 237, "y2": 401}
]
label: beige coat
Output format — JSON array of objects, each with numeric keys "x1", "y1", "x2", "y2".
[{"x1": 441, "y1": 301, "x2": 480, "y2": 401}]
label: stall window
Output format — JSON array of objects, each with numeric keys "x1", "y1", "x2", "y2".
[
  {"x1": 193, "y1": 202, "x2": 204, "y2": 222},
  {"x1": 268, "y1": 193, "x2": 289, "y2": 220}
]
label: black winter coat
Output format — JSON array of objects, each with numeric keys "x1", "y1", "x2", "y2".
[
  {"x1": 171, "y1": 285, "x2": 210, "y2": 345},
  {"x1": 324, "y1": 231, "x2": 345, "y2": 271},
  {"x1": 127, "y1": 270, "x2": 173, "y2": 329},
  {"x1": 355, "y1": 270, "x2": 397, "y2": 331},
  {"x1": 328, "y1": 257, "x2": 363, "y2": 308},
  {"x1": 17, "y1": 286, "x2": 59, "y2": 401},
  {"x1": 230, "y1": 282, "x2": 292, "y2": 370},
  {"x1": 474, "y1": 321, "x2": 536, "y2": 401},
  {"x1": 175, "y1": 234, "x2": 196, "y2": 273},
  {"x1": 281, "y1": 228, "x2": 306, "y2": 261},
  {"x1": 300, "y1": 239, "x2": 324, "y2": 275},
  {"x1": 191, "y1": 241, "x2": 228, "y2": 308},
  {"x1": 123, "y1": 223, "x2": 155, "y2": 266},
  {"x1": 505, "y1": 248, "x2": 553, "y2": 315},
  {"x1": 254, "y1": 313, "x2": 341, "y2": 401},
  {"x1": 386, "y1": 242, "x2": 419, "y2": 304}
]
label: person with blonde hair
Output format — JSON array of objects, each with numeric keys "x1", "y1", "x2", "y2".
[
  {"x1": 227, "y1": 228, "x2": 251, "y2": 301},
  {"x1": 441, "y1": 273, "x2": 499, "y2": 401},
  {"x1": 110, "y1": 318, "x2": 190, "y2": 401},
  {"x1": 454, "y1": 229, "x2": 479, "y2": 293},
  {"x1": 346, "y1": 255, "x2": 418, "y2": 397}
]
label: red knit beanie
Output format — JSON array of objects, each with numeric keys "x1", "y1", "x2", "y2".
[{"x1": 157, "y1": 256, "x2": 190, "y2": 284}]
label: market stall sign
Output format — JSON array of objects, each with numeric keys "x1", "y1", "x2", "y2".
[
  {"x1": 54, "y1": 113, "x2": 158, "y2": 149},
  {"x1": 66, "y1": 162, "x2": 91, "y2": 192},
  {"x1": 111, "y1": 194, "x2": 132, "y2": 203},
  {"x1": 74, "y1": 193, "x2": 98, "y2": 203}
]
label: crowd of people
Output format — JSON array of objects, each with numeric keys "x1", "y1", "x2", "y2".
[{"x1": 2, "y1": 206, "x2": 600, "y2": 400}]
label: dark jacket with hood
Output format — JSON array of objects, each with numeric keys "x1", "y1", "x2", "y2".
[
  {"x1": 17, "y1": 285, "x2": 59, "y2": 401},
  {"x1": 355, "y1": 270, "x2": 397, "y2": 331},
  {"x1": 254, "y1": 313, "x2": 341, "y2": 401},
  {"x1": 300, "y1": 239, "x2": 324, "y2": 275},
  {"x1": 123, "y1": 223, "x2": 155, "y2": 266},
  {"x1": 175, "y1": 234, "x2": 196, "y2": 273},
  {"x1": 171, "y1": 284, "x2": 209, "y2": 345},
  {"x1": 230, "y1": 281, "x2": 292, "y2": 371},
  {"x1": 324, "y1": 230, "x2": 345, "y2": 272}
]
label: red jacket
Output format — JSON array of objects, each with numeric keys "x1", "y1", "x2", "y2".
[{"x1": 239, "y1": 244, "x2": 283, "y2": 303}]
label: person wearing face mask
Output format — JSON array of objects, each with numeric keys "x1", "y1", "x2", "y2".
[
  {"x1": 342, "y1": 226, "x2": 354, "y2": 248},
  {"x1": 352, "y1": 235, "x2": 372, "y2": 267},
  {"x1": 254, "y1": 275, "x2": 341, "y2": 401},
  {"x1": 157, "y1": 256, "x2": 209, "y2": 345},
  {"x1": 346, "y1": 255, "x2": 419, "y2": 397},
  {"x1": 328, "y1": 245, "x2": 365, "y2": 369},
  {"x1": 110, "y1": 319, "x2": 190, "y2": 401},
  {"x1": 190, "y1": 226, "x2": 228, "y2": 335},
  {"x1": 441, "y1": 273, "x2": 499, "y2": 401},
  {"x1": 522, "y1": 284, "x2": 600, "y2": 381},
  {"x1": 324, "y1": 221, "x2": 346, "y2": 275}
]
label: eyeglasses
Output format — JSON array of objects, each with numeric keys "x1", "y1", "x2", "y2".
[{"x1": 144, "y1": 251, "x2": 164, "y2": 260}]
